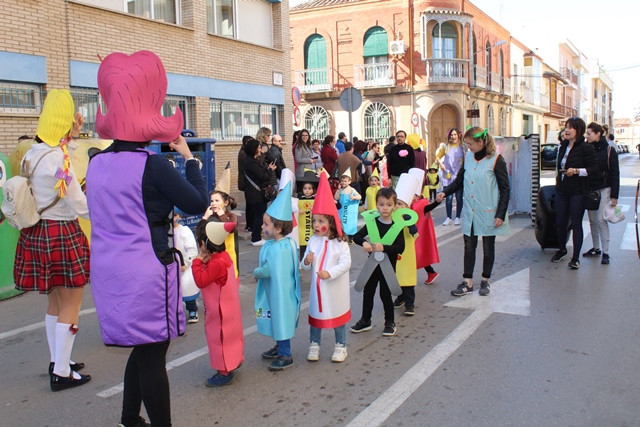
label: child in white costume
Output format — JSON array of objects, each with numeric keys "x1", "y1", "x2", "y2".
[
  {"x1": 173, "y1": 212, "x2": 199, "y2": 323},
  {"x1": 301, "y1": 173, "x2": 351, "y2": 362}
]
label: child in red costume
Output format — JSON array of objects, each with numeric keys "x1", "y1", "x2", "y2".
[{"x1": 192, "y1": 221, "x2": 244, "y2": 387}]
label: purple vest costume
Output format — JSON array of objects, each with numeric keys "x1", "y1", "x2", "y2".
[{"x1": 87, "y1": 150, "x2": 185, "y2": 346}]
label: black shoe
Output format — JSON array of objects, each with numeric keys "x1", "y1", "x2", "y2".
[
  {"x1": 583, "y1": 247, "x2": 602, "y2": 257},
  {"x1": 261, "y1": 345, "x2": 279, "y2": 359},
  {"x1": 403, "y1": 306, "x2": 415, "y2": 316},
  {"x1": 48, "y1": 362, "x2": 85, "y2": 377},
  {"x1": 382, "y1": 322, "x2": 397, "y2": 336},
  {"x1": 551, "y1": 248, "x2": 568, "y2": 263},
  {"x1": 350, "y1": 319, "x2": 372, "y2": 333},
  {"x1": 393, "y1": 296, "x2": 405, "y2": 308},
  {"x1": 568, "y1": 258, "x2": 580, "y2": 269},
  {"x1": 601, "y1": 253, "x2": 610, "y2": 264},
  {"x1": 118, "y1": 416, "x2": 151, "y2": 427},
  {"x1": 451, "y1": 282, "x2": 473, "y2": 297},
  {"x1": 268, "y1": 356, "x2": 293, "y2": 371},
  {"x1": 50, "y1": 372, "x2": 91, "y2": 392},
  {"x1": 479, "y1": 280, "x2": 490, "y2": 296}
]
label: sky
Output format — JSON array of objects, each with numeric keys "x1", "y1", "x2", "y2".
[{"x1": 289, "y1": 0, "x2": 640, "y2": 119}]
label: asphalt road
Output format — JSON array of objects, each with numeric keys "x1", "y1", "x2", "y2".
[{"x1": 1, "y1": 153, "x2": 638, "y2": 427}]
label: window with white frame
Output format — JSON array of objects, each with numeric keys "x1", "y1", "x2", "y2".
[
  {"x1": 304, "y1": 106, "x2": 329, "y2": 141},
  {"x1": 207, "y1": 0, "x2": 235, "y2": 37},
  {"x1": 126, "y1": 0, "x2": 180, "y2": 24},
  {"x1": 210, "y1": 99, "x2": 283, "y2": 140},
  {"x1": 0, "y1": 81, "x2": 44, "y2": 114},
  {"x1": 163, "y1": 95, "x2": 195, "y2": 131},
  {"x1": 70, "y1": 87, "x2": 102, "y2": 136},
  {"x1": 363, "y1": 102, "x2": 391, "y2": 143},
  {"x1": 499, "y1": 107, "x2": 507, "y2": 136},
  {"x1": 471, "y1": 101, "x2": 480, "y2": 127},
  {"x1": 487, "y1": 105, "x2": 495, "y2": 135}
]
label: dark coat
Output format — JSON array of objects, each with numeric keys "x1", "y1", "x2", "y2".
[
  {"x1": 589, "y1": 137, "x2": 620, "y2": 199},
  {"x1": 555, "y1": 137, "x2": 598, "y2": 195},
  {"x1": 244, "y1": 156, "x2": 276, "y2": 205}
]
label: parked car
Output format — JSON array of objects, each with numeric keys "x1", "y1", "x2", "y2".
[{"x1": 540, "y1": 143, "x2": 559, "y2": 170}]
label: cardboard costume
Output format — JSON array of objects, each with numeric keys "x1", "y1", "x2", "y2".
[
  {"x1": 214, "y1": 162, "x2": 239, "y2": 277},
  {"x1": 192, "y1": 221, "x2": 244, "y2": 373},
  {"x1": 253, "y1": 182, "x2": 302, "y2": 341},
  {"x1": 394, "y1": 173, "x2": 420, "y2": 287},
  {"x1": 336, "y1": 167, "x2": 360, "y2": 235}
]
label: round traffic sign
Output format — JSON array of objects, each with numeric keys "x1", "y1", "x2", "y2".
[
  {"x1": 292, "y1": 87, "x2": 301, "y2": 107},
  {"x1": 293, "y1": 106, "x2": 301, "y2": 127},
  {"x1": 339, "y1": 87, "x2": 362, "y2": 112},
  {"x1": 411, "y1": 112, "x2": 419, "y2": 127}
]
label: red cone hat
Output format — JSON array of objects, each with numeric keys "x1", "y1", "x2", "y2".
[{"x1": 312, "y1": 173, "x2": 343, "y2": 237}]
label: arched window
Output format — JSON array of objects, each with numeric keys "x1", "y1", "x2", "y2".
[
  {"x1": 363, "y1": 102, "x2": 391, "y2": 143},
  {"x1": 432, "y1": 22, "x2": 457, "y2": 59},
  {"x1": 499, "y1": 107, "x2": 507, "y2": 136},
  {"x1": 471, "y1": 101, "x2": 480, "y2": 127},
  {"x1": 487, "y1": 105, "x2": 495, "y2": 135},
  {"x1": 304, "y1": 34, "x2": 327, "y2": 85},
  {"x1": 363, "y1": 26, "x2": 389, "y2": 81},
  {"x1": 304, "y1": 105, "x2": 329, "y2": 141}
]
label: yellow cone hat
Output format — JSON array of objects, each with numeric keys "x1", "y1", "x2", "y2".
[{"x1": 36, "y1": 90, "x2": 75, "y2": 147}]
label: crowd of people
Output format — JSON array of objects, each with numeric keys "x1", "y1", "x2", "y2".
[{"x1": 8, "y1": 48, "x2": 622, "y2": 427}]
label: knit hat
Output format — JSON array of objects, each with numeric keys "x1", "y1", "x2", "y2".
[
  {"x1": 266, "y1": 181, "x2": 292, "y2": 221},
  {"x1": 312, "y1": 173, "x2": 343, "y2": 236},
  {"x1": 408, "y1": 167, "x2": 426, "y2": 196},
  {"x1": 395, "y1": 173, "x2": 420, "y2": 205},
  {"x1": 96, "y1": 50, "x2": 183, "y2": 142},
  {"x1": 206, "y1": 221, "x2": 236, "y2": 245},
  {"x1": 215, "y1": 162, "x2": 231, "y2": 194},
  {"x1": 36, "y1": 90, "x2": 75, "y2": 147}
]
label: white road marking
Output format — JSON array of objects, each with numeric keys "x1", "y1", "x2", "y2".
[
  {"x1": 621, "y1": 223, "x2": 638, "y2": 251},
  {"x1": 0, "y1": 308, "x2": 96, "y2": 341},
  {"x1": 347, "y1": 268, "x2": 530, "y2": 426}
]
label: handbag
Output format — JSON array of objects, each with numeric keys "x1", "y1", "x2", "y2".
[
  {"x1": 245, "y1": 173, "x2": 277, "y2": 202},
  {"x1": 582, "y1": 190, "x2": 601, "y2": 211}
]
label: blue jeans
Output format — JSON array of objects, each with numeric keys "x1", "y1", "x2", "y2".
[
  {"x1": 446, "y1": 189, "x2": 463, "y2": 219},
  {"x1": 310, "y1": 325, "x2": 346, "y2": 346},
  {"x1": 276, "y1": 339, "x2": 291, "y2": 357}
]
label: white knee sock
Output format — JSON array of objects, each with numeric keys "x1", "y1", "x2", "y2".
[
  {"x1": 45, "y1": 314, "x2": 58, "y2": 363},
  {"x1": 53, "y1": 323, "x2": 80, "y2": 378}
]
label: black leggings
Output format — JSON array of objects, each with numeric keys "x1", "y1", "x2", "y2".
[
  {"x1": 555, "y1": 192, "x2": 585, "y2": 259},
  {"x1": 361, "y1": 266, "x2": 394, "y2": 323},
  {"x1": 121, "y1": 341, "x2": 171, "y2": 427},
  {"x1": 249, "y1": 201, "x2": 268, "y2": 243},
  {"x1": 463, "y1": 232, "x2": 496, "y2": 280}
]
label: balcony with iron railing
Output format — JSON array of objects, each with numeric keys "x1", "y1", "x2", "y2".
[
  {"x1": 470, "y1": 65, "x2": 486, "y2": 89},
  {"x1": 501, "y1": 76, "x2": 511, "y2": 96},
  {"x1": 548, "y1": 101, "x2": 578, "y2": 118},
  {"x1": 353, "y1": 63, "x2": 395, "y2": 89},
  {"x1": 426, "y1": 58, "x2": 467, "y2": 84},
  {"x1": 561, "y1": 68, "x2": 579, "y2": 86},
  {"x1": 294, "y1": 67, "x2": 334, "y2": 93}
]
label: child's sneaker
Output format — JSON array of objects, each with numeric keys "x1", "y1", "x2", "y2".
[
  {"x1": 268, "y1": 356, "x2": 293, "y2": 371},
  {"x1": 205, "y1": 372, "x2": 233, "y2": 387},
  {"x1": 393, "y1": 296, "x2": 405, "y2": 308},
  {"x1": 404, "y1": 306, "x2": 415, "y2": 316},
  {"x1": 331, "y1": 344, "x2": 347, "y2": 363},
  {"x1": 425, "y1": 271, "x2": 439, "y2": 285},
  {"x1": 349, "y1": 319, "x2": 372, "y2": 333},
  {"x1": 261, "y1": 345, "x2": 278, "y2": 359},
  {"x1": 188, "y1": 311, "x2": 199, "y2": 324},
  {"x1": 307, "y1": 342, "x2": 320, "y2": 362},
  {"x1": 451, "y1": 282, "x2": 473, "y2": 297},
  {"x1": 382, "y1": 322, "x2": 397, "y2": 336}
]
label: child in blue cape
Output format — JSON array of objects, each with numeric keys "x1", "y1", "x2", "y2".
[{"x1": 253, "y1": 182, "x2": 301, "y2": 371}]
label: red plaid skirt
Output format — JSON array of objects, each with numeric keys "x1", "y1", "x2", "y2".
[{"x1": 14, "y1": 219, "x2": 90, "y2": 294}]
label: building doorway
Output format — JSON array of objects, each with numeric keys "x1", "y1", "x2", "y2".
[{"x1": 429, "y1": 104, "x2": 458, "y2": 160}]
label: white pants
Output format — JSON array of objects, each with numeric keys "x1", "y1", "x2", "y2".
[{"x1": 586, "y1": 187, "x2": 611, "y2": 253}]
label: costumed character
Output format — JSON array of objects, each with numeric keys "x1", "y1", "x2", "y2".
[
  {"x1": 364, "y1": 168, "x2": 381, "y2": 211},
  {"x1": 334, "y1": 167, "x2": 361, "y2": 237},
  {"x1": 301, "y1": 173, "x2": 351, "y2": 362},
  {"x1": 86, "y1": 50, "x2": 208, "y2": 426},
  {"x1": 409, "y1": 167, "x2": 440, "y2": 285},
  {"x1": 173, "y1": 212, "x2": 199, "y2": 323},
  {"x1": 297, "y1": 169, "x2": 318, "y2": 258},
  {"x1": 192, "y1": 221, "x2": 244, "y2": 387},
  {"x1": 0, "y1": 153, "x2": 21, "y2": 299},
  {"x1": 425, "y1": 163, "x2": 440, "y2": 201},
  {"x1": 253, "y1": 182, "x2": 302, "y2": 371}
]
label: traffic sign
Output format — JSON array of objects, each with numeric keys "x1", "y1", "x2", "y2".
[
  {"x1": 292, "y1": 87, "x2": 301, "y2": 107},
  {"x1": 339, "y1": 87, "x2": 362, "y2": 112},
  {"x1": 411, "y1": 112, "x2": 419, "y2": 127},
  {"x1": 293, "y1": 106, "x2": 301, "y2": 127}
]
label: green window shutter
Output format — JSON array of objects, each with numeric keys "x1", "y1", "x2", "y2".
[
  {"x1": 305, "y1": 34, "x2": 326, "y2": 69},
  {"x1": 363, "y1": 26, "x2": 388, "y2": 58}
]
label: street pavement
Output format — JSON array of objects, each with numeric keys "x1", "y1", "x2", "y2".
[{"x1": 0, "y1": 154, "x2": 639, "y2": 426}]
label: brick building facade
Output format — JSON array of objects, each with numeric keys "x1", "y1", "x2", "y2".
[{"x1": 0, "y1": 0, "x2": 293, "y2": 200}]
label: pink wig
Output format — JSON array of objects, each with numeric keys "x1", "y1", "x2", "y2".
[{"x1": 96, "y1": 50, "x2": 183, "y2": 142}]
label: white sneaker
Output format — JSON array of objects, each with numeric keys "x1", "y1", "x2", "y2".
[
  {"x1": 442, "y1": 217, "x2": 452, "y2": 226},
  {"x1": 307, "y1": 342, "x2": 320, "y2": 361},
  {"x1": 331, "y1": 344, "x2": 347, "y2": 362},
  {"x1": 454, "y1": 217, "x2": 461, "y2": 226},
  {"x1": 251, "y1": 239, "x2": 265, "y2": 246}
]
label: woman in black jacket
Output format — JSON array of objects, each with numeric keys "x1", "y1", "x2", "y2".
[
  {"x1": 582, "y1": 122, "x2": 620, "y2": 264},
  {"x1": 244, "y1": 138, "x2": 277, "y2": 245},
  {"x1": 552, "y1": 117, "x2": 598, "y2": 269}
]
